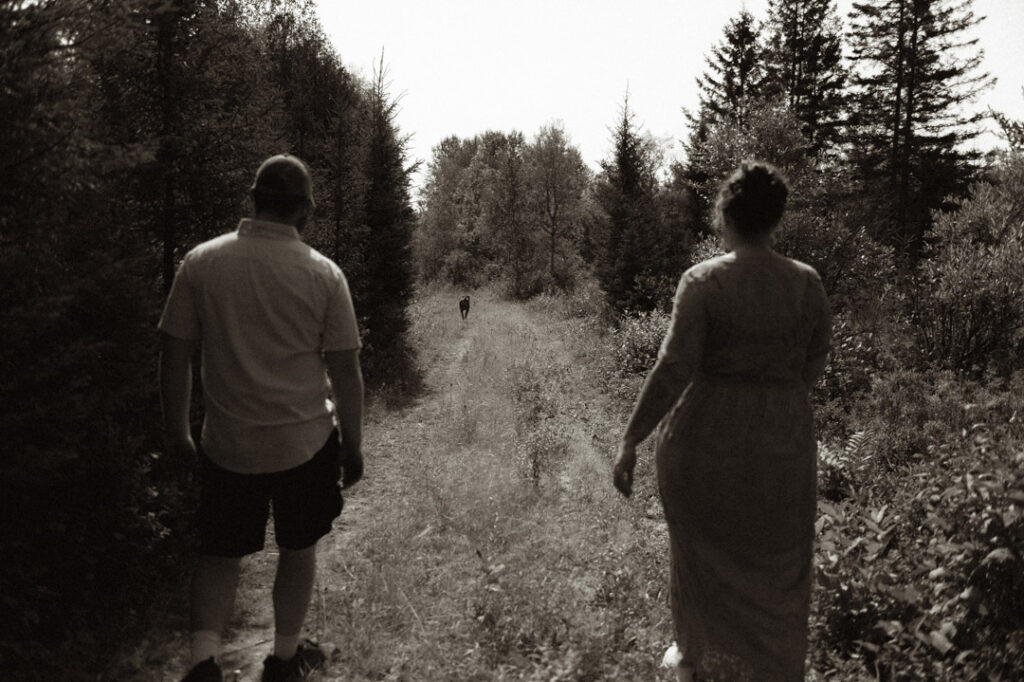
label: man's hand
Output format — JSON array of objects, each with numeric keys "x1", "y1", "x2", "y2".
[
  {"x1": 612, "y1": 441, "x2": 637, "y2": 498},
  {"x1": 325, "y1": 349, "x2": 364, "y2": 489},
  {"x1": 160, "y1": 333, "x2": 198, "y2": 460},
  {"x1": 339, "y1": 439, "x2": 363, "y2": 489},
  {"x1": 165, "y1": 433, "x2": 198, "y2": 460}
]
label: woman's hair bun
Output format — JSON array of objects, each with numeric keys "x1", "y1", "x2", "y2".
[{"x1": 716, "y1": 160, "x2": 789, "y2": 237}]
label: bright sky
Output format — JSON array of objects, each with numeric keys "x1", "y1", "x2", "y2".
[{"x1": 316, "y1": 0, "x2": 1024, "y2": 193}]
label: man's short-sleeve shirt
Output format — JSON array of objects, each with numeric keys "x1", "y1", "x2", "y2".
[{"x1": 159, "y1": 218, "x2": 361, "y2": 474}]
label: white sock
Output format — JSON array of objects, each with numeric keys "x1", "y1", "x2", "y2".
[
  {"x1": 190, "y1": 629, "x2": 221, "y2": 664},
  {"x1": 274, "y1": 632, "x2": 300, "y2": 660}
]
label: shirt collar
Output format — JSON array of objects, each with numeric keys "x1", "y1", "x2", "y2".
[{"x1": 237, "y1": 218, "x2": 301, "y2": 241}]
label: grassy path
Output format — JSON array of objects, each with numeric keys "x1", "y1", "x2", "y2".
[
  {"x1": 140, "y1": 288, "x2": 673, "y2": 681},
  {"x1": 311, "y1": 289, "x2": 671, "y2": 681}
]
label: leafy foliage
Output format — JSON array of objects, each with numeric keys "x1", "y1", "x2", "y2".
[
  {"x1": 811, "y1": 370, "x2": 1024, "y2": 680},
  {"x1": 910, "y1": 152, "x2": 1024, "y2": 374},
  {"x1": 611, "y1": 311, "x2": 671, "y2": 376},
  {"x1": 415, "y1": 125, "x2": 591, "y2": 298}
]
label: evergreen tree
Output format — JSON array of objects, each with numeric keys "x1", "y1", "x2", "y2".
[
  {"x1": 323, "y1": 68, "x2": 369, "y2": 273},
  {"x1": 991, "y1": 89, "x2": 1024, "y2": 150},
  {"x1": 595, "y1": 96, "x2": 667, "y2": 313},
  {"x1": 359, "y1": 60, "x2": 417, "y2": 385},
  {"x1": 681, "y1": 10, "x2": 768, "y2": 239},
  {"x1": 847, "y1": 0, "x2": 992, "y2": 259},
  {"x1": 1, "y1": 0, "x2": 423, "y2": 670},
  {"x1": 763, "y1": 0, "x2": 848, "y2": 151},
  {"x1": 691, "y1": 10, "x2": 767, "y2": 126}
]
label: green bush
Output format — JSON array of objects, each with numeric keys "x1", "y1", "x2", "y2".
[
  {"x1": 611, "y1": 310, "x2": 671, "y2": 375},
  {"x1": 811, "y1": 370, "x2": 1024, "y2": 679},
  {"x1": 910, "y1": 153, "x2": 1024, "y2": 374}
]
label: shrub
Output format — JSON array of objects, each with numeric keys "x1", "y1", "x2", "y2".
[
  {"x1": 507, "y1": 360, "x2": 566, "y2": 483},
  {"x1": 810, "y1": 372, "x2": 1024, "y2": 679},
  {"x1": 611, "y1": 310, "x2": 670, "y2": 375},
  {"x1": 910, "y1": 153, "x2": 1024, "y2": 375}
]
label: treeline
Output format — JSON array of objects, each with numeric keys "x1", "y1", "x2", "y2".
[
  {"x1": 415, "y1": 126, "x2": 592, "y2": 298},
  {"x1": 0, "y1": 0, "x2": 415, "y2": 676},
  {"x1": 417, "y1": 0, "x2": 1004, "y2": 316},
  {"x1": 415, "y1": 110, "x2": 693, "y2": 311}
]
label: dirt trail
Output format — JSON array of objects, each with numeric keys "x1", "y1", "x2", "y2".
[{"x1": 204, "y1": 302, "x2": 488, "y2": 679}]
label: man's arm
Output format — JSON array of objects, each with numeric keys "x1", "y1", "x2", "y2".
[
  {"x1": 324, "y1": 349, "x2": 364, "y2": 487},
  {"x1": 159, "y1": 332, "x2": 199, "y2": 456}
]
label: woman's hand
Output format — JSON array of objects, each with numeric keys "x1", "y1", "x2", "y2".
[{"x1": 613, "y1": 441, "x2": 637, "y2": 498}]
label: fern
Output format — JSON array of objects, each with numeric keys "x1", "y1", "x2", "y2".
[{"x1": 843, "y1": 429, "x2": 874, "y2": 460}]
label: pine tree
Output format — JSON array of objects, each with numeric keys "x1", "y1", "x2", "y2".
[
  {"x1": 359, "y1": 59, "x2": 417, "y2": 386},
  {"x1": 595, "y1": 95, "x2": 666, "y2": 313},
  {"x1": 991, "y1": 90, "x2": 1024, "y2": 150},
  {"x1": 691, "y1": 10, "x2": 766, "y2": 126},
  {"x1": 763, "y1": 0, "x2": 847, "y2": 151},
  {"x1": 681, "y1": 10, "x2": 768, "y2": 240},
  {"x1": 847, "y1": 0, "x2": 992, "y2": 259}
]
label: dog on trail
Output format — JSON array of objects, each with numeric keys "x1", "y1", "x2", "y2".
[{"x1": 459, "y1": 296, "x2": 470, "y2": 320}]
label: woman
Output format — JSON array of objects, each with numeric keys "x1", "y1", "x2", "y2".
[{"x1": 613, "y1": 161, "x2": 831, "y2": 681}]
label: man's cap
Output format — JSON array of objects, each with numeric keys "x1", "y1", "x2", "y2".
[{"x1": 251, "y1": 154, "x2": 311, "y2": 199}]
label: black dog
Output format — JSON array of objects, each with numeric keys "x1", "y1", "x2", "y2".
[{"x1": 459, "y1": 296, "x2": 470, "y2": 320}]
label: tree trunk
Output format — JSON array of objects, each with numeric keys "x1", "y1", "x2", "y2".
[
  {"x1": 899, "y1": 6, "x2": 921, "y2": 258},
  {"x1": 158, "y1": 8, "x2": 178, "y2": 293}
]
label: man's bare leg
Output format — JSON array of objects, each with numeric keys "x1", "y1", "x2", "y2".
[
  {"x1": 272, "y1": 544, "x2": 317, "y2": 659},
  {"x1": 189, "y1": 555, "x2": 242, "y2": 662}
]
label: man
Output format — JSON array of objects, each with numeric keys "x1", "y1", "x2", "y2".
[{"x1": 160, "y1": 154, "x2": 364, "y2": 682}]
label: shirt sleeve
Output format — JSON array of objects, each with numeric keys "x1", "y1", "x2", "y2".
[
  {"x1": 158, "y1": 254, "x2": 201, "y2": 341},
  {"x1": 657, "y1": 269, "x2": 707, "y2": 370},
  {"x1": 802, "y1": 271, "x2": 832, "y2": 384},
  {"x1": 322, "y1": 270, "x2": 362, "y2": 352}
]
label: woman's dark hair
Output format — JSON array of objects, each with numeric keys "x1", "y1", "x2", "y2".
[{"x1": 714, "y1": 161, "x2": 789, "y2": 238}]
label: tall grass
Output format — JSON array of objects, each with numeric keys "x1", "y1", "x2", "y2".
[{"x1": 316, "y1": 286, "x2": 673, "y2": 681}]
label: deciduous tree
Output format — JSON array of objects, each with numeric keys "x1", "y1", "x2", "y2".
[{"x1": 525, "y1": 124, "x2": 589, "y2": 286}]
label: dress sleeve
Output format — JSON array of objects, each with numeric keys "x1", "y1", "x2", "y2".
[
  {"x1": 158, "y1": 255, "x2": 201, "y2": 341},
  {"x1": 322, "y1": 270, "x2": 362, "y2": 352},
  {"x1": 657, "y1": 270, "x2": 707, "y2": 374},
  {"x1": 802, "y1": 271, "x2": 832, "y2": 385}
]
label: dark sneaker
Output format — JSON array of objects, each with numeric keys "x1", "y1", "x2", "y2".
[
  {"x1": 181, "y1": 657, "x2": 223, "y2": 682},
  {"x1": 261, "y1": 640, "x2": 327, "y2": 681}
]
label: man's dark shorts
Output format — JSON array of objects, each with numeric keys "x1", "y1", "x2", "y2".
[{"x1": 198, "y1": 430, "x2": 343, "y2": 557}]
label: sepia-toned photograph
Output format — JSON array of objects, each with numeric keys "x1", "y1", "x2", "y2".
[{"x1": 2, "y1": 0, "x2": 1022, "y2": 680}]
